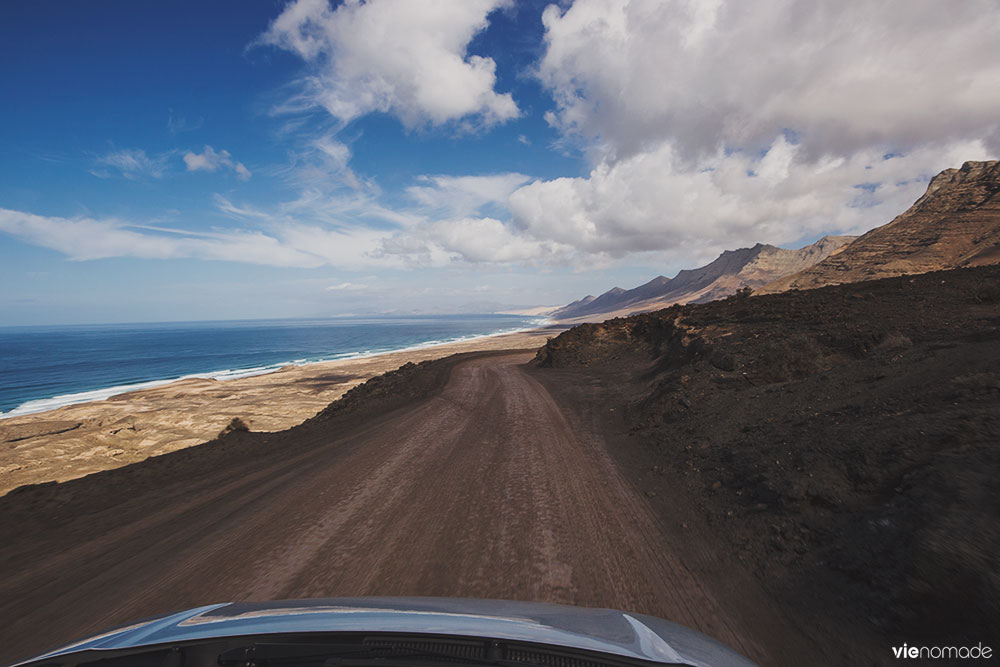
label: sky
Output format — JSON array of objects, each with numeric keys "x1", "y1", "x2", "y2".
[{"x1": 1, "y1": 0, "x2": 998, "y2": 325}]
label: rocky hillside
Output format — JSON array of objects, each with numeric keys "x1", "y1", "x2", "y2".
[
  {"x1": 535, "y1": 264, "x2": 1000, "y2": 657},
  {"x1": 760, "y1": 160, "x2": 1000, "y2": 293},
  {"x1": 554, "y1": 235, "x2": 854, "y2": 321}
]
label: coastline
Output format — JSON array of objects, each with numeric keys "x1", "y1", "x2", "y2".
[
  {"x1": 0, "y1": 325, "x2": 562, "y2": 496},
  {"x1": 0, "y1": 318, "x2": 550, "y2": 419}
]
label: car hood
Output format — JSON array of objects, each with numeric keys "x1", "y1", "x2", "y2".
[{"x1": 15, "y1": 597, "x2": 756, "y2": 667}]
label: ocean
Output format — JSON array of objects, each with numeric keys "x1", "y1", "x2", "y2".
[{"x1": 0, "y1": 315, "x2": 543, "y2": 418}]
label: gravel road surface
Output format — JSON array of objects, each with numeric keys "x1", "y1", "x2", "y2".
[{"x1": 0, "y1": 353, "x2": 814, "y2": 665}]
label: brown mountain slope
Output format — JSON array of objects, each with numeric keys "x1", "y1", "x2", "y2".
[
  {"x1": 760, "y1": 160, "x2": 1000, "y2": 293},
  {"x1": 554, "y1": 235, "x2": 854, "y2": 322}
]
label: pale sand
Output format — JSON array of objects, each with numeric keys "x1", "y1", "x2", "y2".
[{"x1": 0, "y1": 327, "x2": 560, "y2": 496}]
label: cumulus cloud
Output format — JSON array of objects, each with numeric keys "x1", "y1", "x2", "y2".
[
  {"x1": 444, "y1": 0, "x2": 1000, "y2": 266},
  {"x1": 372, "y1": 172, "x2": 572, "y2": 265},
  {"x1": 378, "y1": 137, "x2": 993, "y2": 269},
  {"x1": 68, "y1": 1, "x2": 996, "y2": 274},
  {"x1": 506, "y1": 136, "x2": 992, "y2": 265},
  {"x1": 258, "y1": 0, "x2": 519, "y2": 128},
  {"x1": 310, "y1": 0, "x2": 1000, "y2": 269},
  {"x1": 91, "y1": 148, "x2": 171, "y2": 179},
  {"x1": 379, "y1": 216, "x2": 572, "y2": 265},
  {"x1": 327, "y1": 281, "x2": 368, "y2": 290},
  {"x1": 537, "y1": 0, "x2": 1000, "y2": 162},
  {"x1": 183, "y1": 146, "x2": 252, "y2": 180}
]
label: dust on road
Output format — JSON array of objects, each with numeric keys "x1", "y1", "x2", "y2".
[{"x1": 0, "y1": 353, "x2": 812, "y2": 665}]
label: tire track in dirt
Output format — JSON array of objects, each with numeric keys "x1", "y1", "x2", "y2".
[{"x1": 0, "y1": 352, "x2": 809, "y2": 665}]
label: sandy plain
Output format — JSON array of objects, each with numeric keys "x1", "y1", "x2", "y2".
[{"x1": 0, "y1": 326, "x2": 560, "y2": 496}]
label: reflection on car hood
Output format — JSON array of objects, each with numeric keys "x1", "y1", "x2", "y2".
[{"x1": 17, "y1": 597, "x2": 756, "y2": 667}]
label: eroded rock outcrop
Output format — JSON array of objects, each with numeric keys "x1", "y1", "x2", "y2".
[{"x1": 760, "y1": 160, "x2": 1000, "y2": 293}]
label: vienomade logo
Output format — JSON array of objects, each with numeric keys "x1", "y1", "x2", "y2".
[{"x1": 892, "y1": 643, "x2": 992, "y2": 660}]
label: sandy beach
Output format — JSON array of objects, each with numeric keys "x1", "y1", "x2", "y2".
[{"x1": 0, "y1": 326, "x2": 560, "y2": 496}]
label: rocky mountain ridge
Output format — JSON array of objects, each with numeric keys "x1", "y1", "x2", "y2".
[
  {"x1": 760, "y1": 160, "x2": 1000, "y2": 293},
  {"x1": 554, "y1": 235, "x2": 854, "y2": 321}
]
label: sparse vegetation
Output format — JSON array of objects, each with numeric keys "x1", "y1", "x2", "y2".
[{"x1": 218, "y1": 417, "x2": 250, "y2": 438}]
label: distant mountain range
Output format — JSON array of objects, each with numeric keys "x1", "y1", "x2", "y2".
[
  {"x1": 553, "y1": 159, "x2": 1000, "y2": 322},
  {"x1": 552, "y1": 236, "x2": 854, "y2": 321},
  {"x1": 758, "y1": 160, "x2": 1000, "y2": 293}
]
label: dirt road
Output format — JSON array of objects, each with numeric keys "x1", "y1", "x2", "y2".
[{"x1": 0, "y1": 353, "x2": 813, "y2": 665}]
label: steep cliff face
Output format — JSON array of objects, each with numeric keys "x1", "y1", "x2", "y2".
[
  {"x1": 553, "y1": 236, "x2": 854, "y2": 322},
  {"x1": 760, "y1": 160, "x2": 1000, "y2": 293}
]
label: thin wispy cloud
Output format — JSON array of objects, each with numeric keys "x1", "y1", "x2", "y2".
[
  {"x1": 166, "y1": 112, "x2": 204, "y2": 135},
  {"x1": 0, "y1": 207, "x2": 395, "y2": 270},
  {"x1": 270, "y1": 133, "x2": 364, "y2": 192},
  {"x1": 326, "y1": 281, "x2": 368, "y2": 291},
  {"x1": 31, "y1": 149, "x2": 73, "y2": 165},
  {"x1": 406, "y1": 173, "x2": 530, "y2": 217},
  {"x1": 183, "y1": 146, "x2": 252, "y2": 180},
  {"x1": 90, "y1": 148, "x2": 172, "y2": 180},
  {"x1": 213, "y1": 194, "x2": 271, "y2": 220}
]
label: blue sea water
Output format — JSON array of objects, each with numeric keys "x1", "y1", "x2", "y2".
[{"x1": 0, "y1": 315, "x2": 543, "y2": 417}]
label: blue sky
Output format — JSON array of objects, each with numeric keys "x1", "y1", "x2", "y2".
[{"x1": 1, "y1": 0, "x2": 998, "y2": 325}]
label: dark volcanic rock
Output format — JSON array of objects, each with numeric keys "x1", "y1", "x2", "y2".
[{"x1": 536, "y1": 264, "x2": 1000, "y2": 650}]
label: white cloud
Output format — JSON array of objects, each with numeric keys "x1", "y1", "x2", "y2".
[
  {"x1": 421, "y1": 217, "x2": 559, "y2": 263},
  {"x1": 375, "y1": 137, "x2": 994, "y2": 269},
  {"x1": 406, "y1": 173, "x2": 530, "y2": 217},
  {"x1": 213, "y1": 194, "x2": 271, "y2": 220},
  {"x1": 215, "y1": 171, "x2": 542, "y2": 268},
  {"x1": 0, "y1": 207, "x2": 393, "y2": 270},
  {"x1": 327, "y1": 281, "x2": 368, "y2": 291},
  {"x1": 271, "y1": 187, "x2": 425, "y2": 230},
  {"x1": 67, "y1": 0, "x2": 993, "y2": 278},
  {"x1": 91, "y1": 148, "x2": 171, "y2": 180},
  {"x1": 433, "y1": 0, "x2": 1000, "y2": 267},
  {"x1": 373, "y1": 173, "x2": 575, "y2": 265},
  {"x1": 258, "y1": 0, "x2": 519, "y2": 128},
  {"x1": 183, "y1": 146, "x2": 252, "y2": 180},
  {"x1": 537, "y1": 0, "x2": 1000, "y2": 162},
  {"x1": 380, "y1": 216, "x2": 572, "y2": 265},
  {"x1": 378, "y1": 139, "x2": 994, "y2": 269},
  {"x1": 505, "y1": 137, "x2": 992, "y2": 264},
  {"x1": 312, "y1": 135, "x2": 351, "y2": 172},
  {"x1": 284, "y1": 134, "x2": 363, "y2": 190},
  {"x1": 258, "y1": 0, "x2": 1000, "y2": 271}
]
